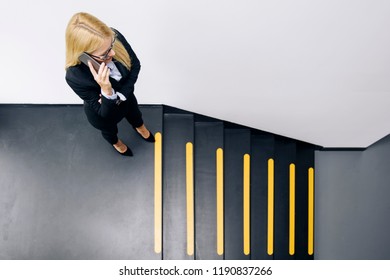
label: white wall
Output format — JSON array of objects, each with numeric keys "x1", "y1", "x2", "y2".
[{"x1": 1, "y1": 0, "x2": 389, "y2": 148}]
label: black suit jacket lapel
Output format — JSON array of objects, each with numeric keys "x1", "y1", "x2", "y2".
[
  {"x1": 109, "y1": 77, "x2": 120, "y2": 90},
  {"x1": 111, "y1": 61, "x2": 130, "y2": 91},
  {"x1": 114, "y1": 61, "x2": 129, "y2": 79}
]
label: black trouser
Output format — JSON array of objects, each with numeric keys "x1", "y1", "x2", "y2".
[
  {"x1": 85, "y1": 94, "x2": 144, "y2": 145},
  {"x1": 100, "y1": 109, "x2": 143, "y2": 144}
]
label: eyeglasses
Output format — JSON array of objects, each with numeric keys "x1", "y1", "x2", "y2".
[{"x1": 89, "y1": 35, "x2": 117, "y2": 61}]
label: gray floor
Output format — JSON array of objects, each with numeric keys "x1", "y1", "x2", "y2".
[{"x1": 0, "y1": 105, "x2": 162, "y2": 259}]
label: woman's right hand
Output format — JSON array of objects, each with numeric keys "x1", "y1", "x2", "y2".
[{"x1": 88, "y1": 61, "x2": 112, "y2": 96}]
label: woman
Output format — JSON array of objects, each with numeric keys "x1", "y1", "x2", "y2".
[{"x1": 65, "y1": 12, "x2": 154, "y2": 156}]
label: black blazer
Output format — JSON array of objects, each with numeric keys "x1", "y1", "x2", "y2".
[{"x1": 65, "y1": 28, "x2": 141, "y2": 126}]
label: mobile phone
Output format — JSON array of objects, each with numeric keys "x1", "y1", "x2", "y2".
[{"x1": 79, "y1": 52, "x2": 101, "y2": 71}]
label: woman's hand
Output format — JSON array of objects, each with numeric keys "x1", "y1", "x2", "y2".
[{"x1": 88, "y1": 61, "x2": 112, "y2": 96}]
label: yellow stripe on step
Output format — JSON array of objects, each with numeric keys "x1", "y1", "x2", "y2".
[
  {"x1": 308, "y1": 167, "x2": 315, "y2": 255},
  {"x1": 216, "y1": 148, "x2": 224, "y2": 256},
  {"x1": 243, "y1": 154, "x2": 250, "y2": 255},
  {"x1": 154, "y1": 132, "x2": 162, "y2": 254},
  {"x1": 289, "y1": 163, "x2": 296, "y2": 256},
  {"x1": 186, "y1": 142, "x2": 194, "y2": 256},
  {"x1": 267, "y1": 158, "x2": 274, "y2": 256}
]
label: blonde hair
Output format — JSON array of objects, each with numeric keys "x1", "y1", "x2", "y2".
[{"x1": 65, "y1": 12, "x2": 131, "y2": 70}]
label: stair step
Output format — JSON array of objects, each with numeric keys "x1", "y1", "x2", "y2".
[
  {"x1": 162, "y1": 113, "x2": 195, "y2": 260},
  {"x1": 295, "y1": 143, "x2": 315, "y2": 260},
  {"x1": 194, "y1": 121, "x2": 224, "y2": 260},
  {"x1": 224, "y1": 128, "x2": 251, "y2": 260},
  {"x1": 250, "y1": 134, "x2": 275, "y2": 260},
  {"x1": 274, "y1": 137, "x2": 297, "y2": 260},
  {"x1": 132, "y1": 105, "x2": 163, "y2": 259}
]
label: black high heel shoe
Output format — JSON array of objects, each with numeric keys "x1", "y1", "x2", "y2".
[
  {"x1": 134, "y1": 128, "x2": 155, "y2": 143},
  {"x1": 114, "y1": 145, "x2": 133, "y2": 156}
]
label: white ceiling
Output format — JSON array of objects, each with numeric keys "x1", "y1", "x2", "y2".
[
  {"x1": 1, "y1": 1, "x2": 389, "y2": 148},
  {"x1": 135, "y1": 0, "x2": 390, "y2": 148}
]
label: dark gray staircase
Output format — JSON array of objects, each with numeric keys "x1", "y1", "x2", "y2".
[
  {"x1": 160, "y1": 106, "x2": 316, "y2": 260},
  {"x1": 0, "y1": 104, "x2": 317, "y2": 260}
]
